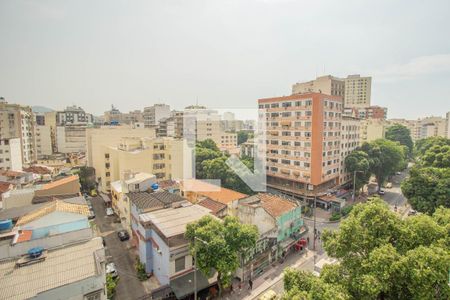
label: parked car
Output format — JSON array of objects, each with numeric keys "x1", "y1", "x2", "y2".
[
  {"x1": 106, "y1": 262, "x2": 118, "y2": 278},
  {"x1": 385, "y1": 182, "x2": 392, "y2": 189},
  {"x1": 117, "y1": 230, "x2": 130, "y2": 241},
  {"x1": 106, "y1": 208, "x2": 114, "y2": 216},
  {"x1": 88, "y1": 210, "x2": 95, "y2": 220},
  {"x1": 378, "y1": 189, "x2": 386, "y2": 195},
  {"x1": 396, "y1": 171, "x2": 402, "y2": 175}
]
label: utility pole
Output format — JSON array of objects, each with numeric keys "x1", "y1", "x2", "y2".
[{"x1": 193, "y1": 237, "x2": 208, "y2": 300}]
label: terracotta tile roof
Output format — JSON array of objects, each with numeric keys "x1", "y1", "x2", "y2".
[
  {"x1": 23, "y1": 166, "x2": 52, "y2": 175},
  {"x1": 40, "y1": 175, "x2": 79, "y2": 190},
  {"x1": 0, "y1": 170, "x2": 25, "y2": 177},
  {"x1": 197, "y1": 197, "x2": 227, "y2": 216},
  {"x1": 15, "y1": 200, "x2": 89, "y2": 226},
  {"x1": 181, "y1": 179, "x2": 248, "y2": 205},
  {"x1": 16, "y1": 230, "x2": 32, "y2": 243},
  {"x1": 0, "y1": 181, "x2": 12, "y2": 194},
  {"x1": 157, "y1": 180, "x2": 179, "y2": 190},
  {"x1": 129, "y1": 191, "x2": 185, "y2": 210},
  {"x1": 253, "y1": 193, "x2": 297, "y2": 218}
]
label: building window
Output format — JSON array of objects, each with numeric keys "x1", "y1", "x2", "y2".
[{"x1": 175, "y1": 256, "x2": 186, "y2": 273}]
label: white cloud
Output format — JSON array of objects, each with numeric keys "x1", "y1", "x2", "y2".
[{"x1": 375, "y1": 54, "x2": 450, "y2": 82}]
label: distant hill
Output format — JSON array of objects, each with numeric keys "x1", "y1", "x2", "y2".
[{"x1": 32, "y1": 106, "x2": 54, "y2": 113}]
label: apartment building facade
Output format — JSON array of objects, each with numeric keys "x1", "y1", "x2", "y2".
[
  {"x1": 343, "y1": 105, "x2": 387, "y2": 120},
  {"x1": 292, "y1": 75, "x2": 345, "y2": 97},
  {"x1": 0, "y1": 138, "x2": 23, "y2": 171},
  {"x1": 34, "y1": 125, "x2": 53, "y2": 157},
  {"x1": 359, "y1": 118, "x2": 386, "y2": 143},
  {"x1": 339, "y1": 116, "x2": 360, "y2": 185},
  {"x1": 344, "y1": 75, "x2": 372, "y2": 108},
  {"x1": 143, "y1": 104, "x2": 171, "y2": 127},
  {"x1": 258, "y1": 93, "x2": 343, "y2": 198},
  {"x1": 92, "y1": 135, "x2": 190, "y2": 192},
  {"x1": 0, "y1": 99, "x2": 36, "y2": 164}
]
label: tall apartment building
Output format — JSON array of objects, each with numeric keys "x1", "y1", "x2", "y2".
[
  {"x1": 143, "y1": 104, "x2": 170, "y2": 127},
  {"x1": 55, "y1": 106, "x2": 93, "y2": 154},
  {"x1": 292, "y1": 75, "x2": 345, "y2": 97},
  {"x1": 91, "y1": 136, "x2": 191, "y2": 192},
  {"x1": 0, "y1": 138, "x2": 23, "y2": 171},
  {"x1": 157, "y1": 117, "x2": 176, "y2": 137},
  {"x1": 104, "y1": 105, "x2": 144, "y2": 125},
  {"x1": 258, "y1": 93, "x2": 343, "y2": 198},
  {"x1": 344, "y1": 75, "x2": 372, "y2": 108},
  {"x1": 339, "y1": 117, "x2": 360, "y2": 185},
  {"x1": 0, "y1": 98, "x2": 36, "y2": 164},
  {"x1": 388, "y1": 116, "x2": 447, "y2": 141},
  {"x1": 34, "y1": 125, "x2": 53, "y2": 157}
]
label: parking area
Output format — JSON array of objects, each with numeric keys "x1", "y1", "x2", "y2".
[{"x1": 90, "y1": 195, "x2": 149, "y2": 299}]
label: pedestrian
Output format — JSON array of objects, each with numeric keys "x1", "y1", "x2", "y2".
[
  {"x1": 307, "y1": 236, "x2": 310, "y2": 245},
  {"x1": 249, "y1": 279, "x2": 253, "y2": 290}
]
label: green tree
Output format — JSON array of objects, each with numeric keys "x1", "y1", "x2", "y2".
[
  {"x1": 237, "y1": 131, "x2": 253, "y2": 145},
  {"x1": 185, "y1": 215, "x2": 258, "y2": 296},
  {"x1": 106, "y1": 274, "x2": 118, "y2": 299},
  {"x1": 196, "y1": 139, "x2": 220, "y2": 152},
  {"x1": 360, "y1": 139, "x2": 406, "y2": 191},
  {"x1": 77, "y1": 166, "x2": 96, "y2": 192},
  {"x1": 415, "y1": 136, "x2": 450, "y2": 157},
  {"x1": 385, "y1": 124, "x2": 414, "y2": 155},
  {"x1": 421, "y1": 144, "x2": 450, "y2": 168},
  {"x1": 401, "y1": 167, "x2": 450, "y2": 214},
  {"x1": 344, "y1": 150, "x2": 371, "y2": 194}
]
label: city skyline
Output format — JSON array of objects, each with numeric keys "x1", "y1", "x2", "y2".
[{"x1": 1, "y1": 0, "x2": 450, "y2": 118}]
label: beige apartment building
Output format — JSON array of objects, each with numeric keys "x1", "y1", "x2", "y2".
[
  {"x1": 34, "y1": 125, "x2": 53, "y2": 157},
  {"x1": 86, "y1": 126, "x2": 191, "y2": 192},
  {"x1": 360, "y1": 118, "x2": 386, "y2": 143},
  {"x1": 339, "y1": 116, "x2": 360, "y2": 185},
  {"x1": 389, "y1": 116, "x2": 447, "y2": 141},
  {"x1": 0, "y1": 98, "x2": 36, "y2": 164},
  {"x1": 292, "y1": 75, "x2": 345, "y2": 97},
  {"x1": 344, "y1": 75, "x2": 372, "y2": 108},
  {"x1": 143, "y1": 104, "x2": 171, "y2": 127},
  {"x1": 258, "y1": 92, "x2": 343, "y2": 198},
  {"x1": 0, "y1": 138, "x2": 23, "y2": 171},
  {"x1": 183, "y1": 106, "x2": 237, "y2": 150}
]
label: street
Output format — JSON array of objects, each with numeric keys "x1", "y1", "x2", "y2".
[
  {"x1": 378, "y1": 169, "x2": 410, "y2": 211},
  {"x1": 90, "y1": 195, "x2": 148, "y2": 300}
]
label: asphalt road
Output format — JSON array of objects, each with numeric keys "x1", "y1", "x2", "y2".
[
  {"x1": 90, "y1": 195, "x2": 148, "y2": 300},
  {"x1": 379, "y1": 170, "x2": 409, "y2": 209}
]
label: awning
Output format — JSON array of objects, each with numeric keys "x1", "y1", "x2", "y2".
[{"x1": 170, "y1": 270, "x2": 217, "y2": 299}]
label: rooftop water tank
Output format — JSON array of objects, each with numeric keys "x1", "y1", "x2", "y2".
[
  {"x1": 151, "y1": 183, "x2": 159, "y2": 191},
  {"x1": 0, "y1": 219, "x2": 12, "y2": 231}
]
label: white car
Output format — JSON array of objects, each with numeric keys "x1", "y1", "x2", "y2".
[
  {"x1": 396, "y1": 171, "x2": 402, "y2": 175},
  {"x1": 106, "y1": 262, "x2": 118, "y2": 278},
  {"x1": 106, "y1": 208, "x2": 114, "y2": 216}
]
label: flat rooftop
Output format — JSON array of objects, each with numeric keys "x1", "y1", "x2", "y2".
[
  {"x1": 0, "y1": 238, "x2": 104, "y2": 300},
  {"x1": 140, "y1": 203, "x2": 211, "y2": 238}
]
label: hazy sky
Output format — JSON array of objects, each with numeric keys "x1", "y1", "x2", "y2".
[{"x1": 1, "y1": 0, "x2": 450, "y2": 119}]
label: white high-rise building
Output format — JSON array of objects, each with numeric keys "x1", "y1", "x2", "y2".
[
  {"x1": 0, "y1": 138, "x2": 23, "y2": 171},
  {"x1": 0, "y1": 98, "x2": 36, "y2": 164},
  {"x1": 143, "y1": 104, "x2": 171, "y2": 127}
]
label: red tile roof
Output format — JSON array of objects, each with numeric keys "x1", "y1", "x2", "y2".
[
  {"x1": 40, "y1": 175, "x2": 79, "y2": 190},
  {"x1": 197, "y1": 197, "x2": 227, "y2": 216},
  {"x1": 0, "y1": 181, "x2": 13, "y2": 194},
  {"x1": 23, "y1": 166, "x2": 51, "y2": 175},
  {"x1": 181, "y1": 179, "x2": 248, "y2": 205},
  {"x1": 256, "y1": 193, "x2": 297, "y2": 218}
]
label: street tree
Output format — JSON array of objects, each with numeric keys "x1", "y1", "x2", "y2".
[
  {"x1": 401, "y1": 167, "x2": 450, "y2": 214},
  {"x1": 421, "y1": 144, "x2": 450, "y2": 168},
  {"x1": 360, "y1": 139, "x2": 406, "y2": 190},
  {"x1": 415, "y1": 136, "x2": 450, "y2": 157},
  {"x1": 185, "y1": 215, "x2": 258, "y2": 296},
  {"x1": 344, "y1": 150, "x2": 371, "y2": 194},
  {"x1": 385, "y1": 124, "x2": 414, "y2": 155},
  {"x1": 283, "y1": 198, "x2": 450, "y2": 300}
]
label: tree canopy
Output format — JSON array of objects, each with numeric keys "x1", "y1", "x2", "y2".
[
  {"x1": 402, "y1": 137, "x2": 450, "y2": 214},
  {"x1": 195, "y1": 139, "x2": 255, "y2": 194},
  {"x1": 237, "y1": 130, "x2": 253, "y2": 145},
  {"x1": 344, "y1": 150, "x2": 371, "y2": 193},
  {"x1": 283, "y1": 198, "x2": 450, "y2": 300},
  {"x1": 185, "y1": 215, "x2": 258, "y2": 295},
  {"x1": 385, "y1": 124, "x2": 414, "y2": 155},
  {"x1": 360, "y1": 139, "x2": 406, "y2": 190}
]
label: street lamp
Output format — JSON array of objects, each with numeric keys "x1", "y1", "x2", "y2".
[
  {"x1": 193, "y1": 236, "x2": 209, "y2": 300},
  {"x1": 352, "y1": 170, "x2": 364, "y2": 201}
]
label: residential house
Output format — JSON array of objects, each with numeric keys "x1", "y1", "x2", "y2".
[
  {"x1": 236, "y1": 193, "x2": 304, "y2": 280},
  {"x1": 137, "y1": 203, "x2": 213, "y2": 289},
  {"x1": 180, "y1": 179, "x2": 248, "y2": 216}
]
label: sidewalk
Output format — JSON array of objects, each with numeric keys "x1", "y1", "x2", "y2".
[{"x1": 224, "y1": 249, "x2": 313, "y2": 300}]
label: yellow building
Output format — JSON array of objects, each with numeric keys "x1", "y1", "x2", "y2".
[
  {"x1": 360, "y1": 119, "x2": 386, "y2": 143},
  {"x1": 89, "y1": 131, "x2": 191, "y2": 192}
]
